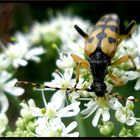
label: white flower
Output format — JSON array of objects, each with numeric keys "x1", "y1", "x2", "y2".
[
  {"x1": 2, "y1": 33, "x2": 45, "y2": 68},
  {"x1": 4, "y1": 42, "x2": 28, "y2": 68},
  {"x1": 35, "y1": 117, "x2": 79, "y2": 137},
  {"x1": 0, "y1": 71, "x2": 24, "y2": 96},
  {"x1": 115, "y1": 96, "x2": 137, "y2": 126},
  {"x1": 0, "y1": 113, "x2": 8, "y2": 136},
  {"x1": 24, "y1": 47, "x2": 45, "y2": 63},
  {"x1": 56, "y1": 53, "x2": 74, "y2": 69},
  {"x1": 61, "y1": 39, "x2": 86, "y2": 59},
  {"x1": 44, "y1": 68, "x2": 75, "y2": 89},
  {"x1": 54, "y1": 14, "x2": 91, "y2": 43},
  {"x1": 20, "y1": 99, "x2": 37, "y2": 120},
  {"x1": 20, "y1": 98, "x2": 80, "y2": 137},
  {"x1": 81, "y1": 96, "x2": 122, "y2": 127},
  {"x1": 44, "y1": 68, "x2": 85, "y2": 93},
  {"x1": 43, "y1": 68, "x2": 82, "y2": 102},
  {"x1": 43, "y1": 68, "x2": 85, "y2": 103},
  {"x1": 32, "y1": 100, "x2": 80, "y2": 119},
  {"x1": 0, "y1": 71, "x2": 24, "y2": 112},
  {"x1": 28, "y1": 13, "x2": 91, "y2": 50}
]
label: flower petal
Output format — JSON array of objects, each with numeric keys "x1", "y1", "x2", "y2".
[
  {"x1": 92, "y1": 108, "x2": 102, "y2": 127},
  {"x1": 64, "y1": 132, "x2": 79, "y2": 137},
  {"x1": 62, "y1": 121, "x2": 77, "y2": 135},
  {"x1": 0, "y1": 93, "x2": 9, "y2": 113},
  {"x1": 4, "y1": 79, "x2": 24, "y2": 96},
  {"x1": 102, "y1": 109, "x2": 110, "y2": 121},
  {"x1": 57, "y1": 102, "x2": 80, "y2": 117},
  {"x1": 126, "y1": 117, "x2": 136, "y2": 126},
  {"x1": 108, "y1": 97, "x2": 122, "y2": 110},
  {"x1": 134, "y1": 78, "x2": 140, "y2": 90},
  {"x1": 51, "y1": 90, "x2": 66, "y2": 110},
  {"x1": 81, "y1": 103, "x2": 98, "y2": 117}
]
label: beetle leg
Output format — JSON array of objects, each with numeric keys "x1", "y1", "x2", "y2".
[
  {"x1": 110, "y1": 55, "x2": 136, "y2": 70},
  {"x1": 71, "y1": 53, "x2": 90, "y2": 88},
  {"x1": 107, "y1": 72, "x2": 124, "y2": 87},
  {"x1": 71, "y1": 53, "x2": 90, "y2": 70},
  {"x1": 118, "y1": 20, "x2": 136, "y2": 45},
  {"x1": 74, "y1": 24, "x2": 89, "y2": 40},
  {"x1": 110, "y1": 92, "x2": 140, "y2": 102}
]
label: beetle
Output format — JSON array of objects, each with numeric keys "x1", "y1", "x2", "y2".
[
  {"x1": 70, "y1": 13, "x2": 136, "y2": 97},
  {"x1": 16, "y1": 13, "x2": 136, "y2": 99}
]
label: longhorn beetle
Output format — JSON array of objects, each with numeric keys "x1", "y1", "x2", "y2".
[{"x1": 16, "y1": 14, "x2": 137, "y2": 100}]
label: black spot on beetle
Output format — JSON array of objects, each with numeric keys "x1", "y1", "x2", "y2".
[
  {"x1": 87, "y1": 37, "x2": 94, "y2": 43},
  {"x1": 108, "y1": 37, "x2": 116, "y2": 43},
  {"x1": 96, "y1": 32, "x2": 107, "y2": 40},
  {"x1": 108, "y1": 25, "x2": 119, "y2": 33}
]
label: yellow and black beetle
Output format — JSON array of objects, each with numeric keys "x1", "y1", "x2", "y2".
[
  {"x1": 71, "y1": 13, "x2": 136, "y2": 97},
  {"x1": 16, "y1": 13, "x2": 136, "y2": 98}
]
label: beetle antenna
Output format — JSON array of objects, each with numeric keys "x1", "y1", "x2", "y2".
[
  {"x1": 74, "y1": 24, "x2": 89, "y2": 40},
  {"x1": 15, "y1": 80, "x2": 90, "y2": 92}
]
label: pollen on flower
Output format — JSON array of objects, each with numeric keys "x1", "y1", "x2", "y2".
[
  {"x1": 96, "y1": 97, "x2": 108, "y2": 108},
  {"x1": 45, "y1": 106, "x2": 57, "y2": 118}
]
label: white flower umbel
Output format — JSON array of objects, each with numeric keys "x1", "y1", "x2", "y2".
[
  {"x1": 81, "y1": 95, "x2": 122, "y2": 127},
  {"x1": 35, "y1": 117, "x2": 79, "y2": 137},
  {"x1": 2, "y1": 35, "x2": 29, "y2": 68},
  {"x1": 28, "y1": 13, "x2": 91, "y2": 45},
  {"x1": 1, "y1": 33, "x2": 45, "y2": 68},
  {"x1": 115, "y1": 96, "x2": 138, "y2": 126},
  {"x1": 19, "y1": 97, "x2": 79, "y2": 137}
]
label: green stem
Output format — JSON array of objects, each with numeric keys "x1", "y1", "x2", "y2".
[{"x1": 74, "y1": 115, "x2": 86, "y2": 137}]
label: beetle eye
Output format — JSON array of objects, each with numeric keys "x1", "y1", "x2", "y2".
[{"x1": 87, "y1": 37, "x2": 94, "y2": 43}]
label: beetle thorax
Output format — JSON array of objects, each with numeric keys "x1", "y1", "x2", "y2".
[
  {"x1": 88, "y1": 49, "x2": 111, "y2": 79},
  {"x1": 88, "y1": 49, "x2": 111, "y2": 97}
]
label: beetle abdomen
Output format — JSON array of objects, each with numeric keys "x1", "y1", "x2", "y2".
[{"x1": 84, "y1": 14, "x2": 120, "y2": 58}]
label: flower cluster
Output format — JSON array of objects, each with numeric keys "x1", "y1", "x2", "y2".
[
  {"x1": 0, "y1": 18, "x2": 45, "y2": 136},
  {"x1": 6, "y1": 95, "x2": 80, "y2": 137}
]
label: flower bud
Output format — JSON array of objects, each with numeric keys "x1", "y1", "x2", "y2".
[
  {"x1": 119, "y1": 127, "x2": 133, "y2": 137},
  {"x1": 16, "y1": 118, "x2": 24, "y2": 129},
  {"x1": 134, "y1": 123, "x2": 140, "y2": 136},
  {"x1": 99, "y1": 121, "x2": 114, "y2": 136}
]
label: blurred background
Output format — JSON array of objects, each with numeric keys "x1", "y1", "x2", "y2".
[{"x1": 1, "y1": 2, "x2": 140, "y2": 136}]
